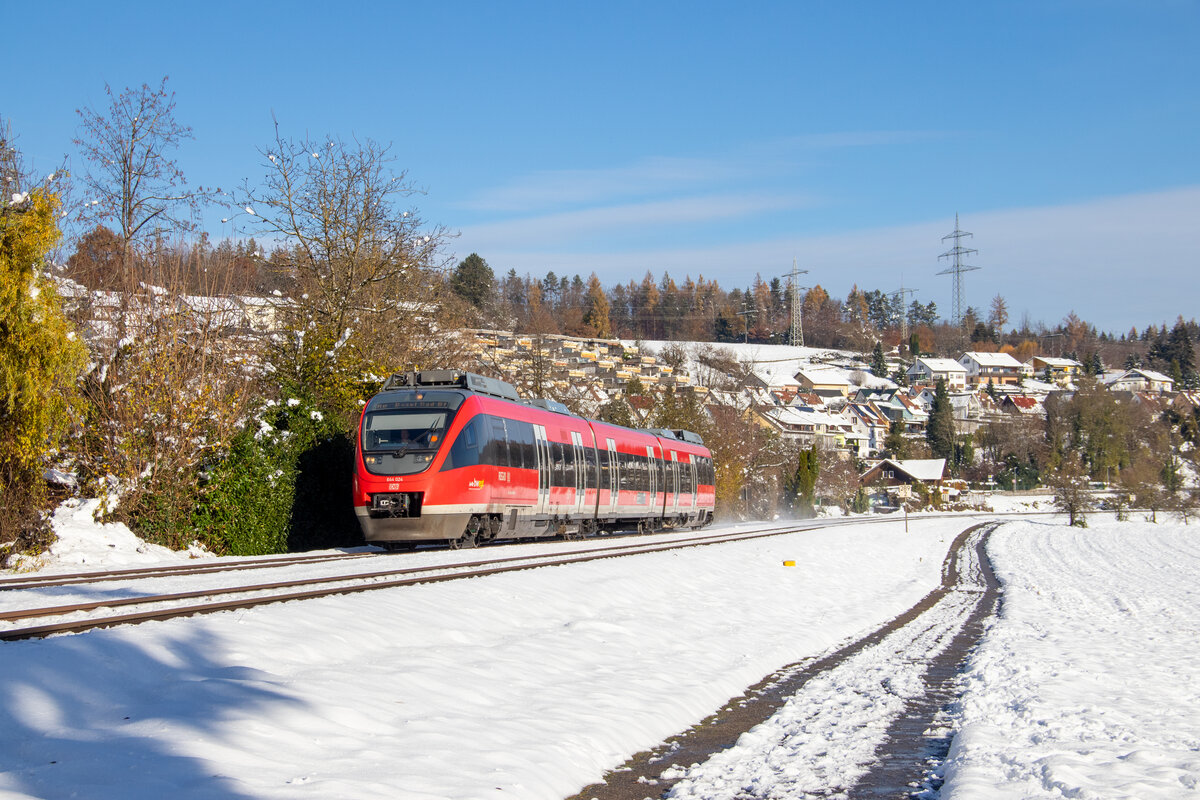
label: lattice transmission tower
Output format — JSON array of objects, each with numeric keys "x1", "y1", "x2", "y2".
[
  {"x1": 778, "y1": 257, "x2": 810, "y2": 347},
  {"x1": 890, "y1": 281, "x2": 917, "y2": 343},
  {"x1": 937, "y1": 213, "x2": 980, "y2": 327}
]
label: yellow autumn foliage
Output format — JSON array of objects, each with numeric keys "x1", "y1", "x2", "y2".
[{"x1": 0, "y1": 188, "x2": 87, "y2": 540}]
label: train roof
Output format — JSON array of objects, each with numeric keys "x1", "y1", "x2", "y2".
[{"x1": 378, "y1": 369, "x2": 707, "y2": 450}]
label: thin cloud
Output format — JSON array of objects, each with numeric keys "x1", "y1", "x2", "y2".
[
  {"x1": 461, "y1": 155, "x2": 751, "y2": 212},
  {"x1": 460, "y1": 132, "x2": 940, "y2": 213},
  {"x1": 462, "y1": 192, "x2": 820, "y2": 249}
]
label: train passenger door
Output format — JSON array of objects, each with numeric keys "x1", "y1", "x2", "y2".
[
  {"x1": 669, "y1": 451, "x2": 680, "y2": 513},
  {"x1": 606, "y1": 438, "x2": 619, "y2": 513},
  {"x1": 687, "y1": 456, "x2": 697, "y2": 507},
  {"x1": 646, "y1": 445, "x2": 659, "y2": 516},
  {"x1": 533, "y1": 424, "x2": 550, "y2": 516},
  {"x1": 571, "y1": 431, "x2": 586, "y2": 516}
]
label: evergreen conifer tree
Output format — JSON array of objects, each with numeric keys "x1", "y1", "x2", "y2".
[
  {"x1": 925, "y1": 378, "x2": 956, "y2": 462},
  {"x1": 870, "y1": 341, "x2": 887, "y2": 377}
]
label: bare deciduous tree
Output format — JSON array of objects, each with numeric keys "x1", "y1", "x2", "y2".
[
  {"x1": 74, "y1": 77, "x2": 211, "y2": 287},
  {"x1": 241, "y1": 122, "x2": 464, "y2": 412}
]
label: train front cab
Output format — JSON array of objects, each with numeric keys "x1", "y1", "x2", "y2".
[
  {"x1": 356, "y1": 381, "x2": 605, "y2": 547},
  {"x1": 354, "y1": 385, "x2": 482, "y2": 544}
]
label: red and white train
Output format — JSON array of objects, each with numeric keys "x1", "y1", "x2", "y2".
[{"x1": 353, "y1": 369, "x2": 715, "y2": 548}]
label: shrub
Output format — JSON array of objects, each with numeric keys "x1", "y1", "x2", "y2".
[{"x1": 194, "y1": 396, "x2": 360, "y2": 555}]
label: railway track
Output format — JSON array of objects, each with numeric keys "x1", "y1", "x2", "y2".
[
  {"x1": 567, "y1": 520, "x2": 1002, "y2": 800},
  {"x1": 0, "y1": 549, "x2": 378, "y2": 591},
  {"x1": 1, "y1": 513, "x2": 1044, "y2": 644},
  {"x1": 0, "y1": 522, "x2": 839, "y2": 642}
]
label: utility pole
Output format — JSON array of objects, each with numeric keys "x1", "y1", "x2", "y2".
[
  {"x1": 777, "y1": 258, "x2": 810, "y2": 347},
  {"x1": 737, "y1": 300, "x2": 756, "y2": 344},
  {"x1": 937, "y1": 213, "x2": 980, "y2": 328}
]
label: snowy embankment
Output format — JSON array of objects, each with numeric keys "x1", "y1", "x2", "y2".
[
  {"x1": 941, "y1": 519, "x2": 1200, "y2": 799},
  {"x1": 0, "y1": 513, "x2": 963, "y2": 800}
]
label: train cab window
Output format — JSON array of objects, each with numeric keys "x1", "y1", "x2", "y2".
[{"x1": 361, "y1": 408, "x2": 451, "y2": 475}]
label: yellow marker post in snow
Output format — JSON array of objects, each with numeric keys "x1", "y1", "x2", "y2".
[{"x1": 782, "y1": 560, "x2": 796, "y2": 567}]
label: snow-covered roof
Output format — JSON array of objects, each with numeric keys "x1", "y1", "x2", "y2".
[
  {"x1": 960, "y1": 351, "x2": 1023, "y2": 368},
  {"x1": 761, "y1": 406, "x2": 849, "y2": 429},
  {"x1": 888, "y1": 458, "x2": 947, "y2": 481},
  {"x1": 796, "y1": 368, "x2": 852, "y2": 386},
  {"x1": 912, "y1": 357, "x2": 967, "y2": 373},
  {"x1": 750, "y1": 363, "x2": 802, "y2": 388},
  {"x1": 1103, "y1": 368, "x2": 1174, "y2": 385},
  {"x1": 1027, "y1": 356, "x2": 1080, "y2": 368}
]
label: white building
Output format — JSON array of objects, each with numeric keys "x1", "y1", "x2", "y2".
[
  {"x1": 906, "y1": 357, "x2": 968, "y2": 391},
  {"x1": 958, "y1": 351, "x2": 1023, "y2": 387}
]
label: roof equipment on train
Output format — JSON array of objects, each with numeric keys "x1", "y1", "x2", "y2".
[{"x1": 381, "y1": 370, "x2": 522, "y2": 402}]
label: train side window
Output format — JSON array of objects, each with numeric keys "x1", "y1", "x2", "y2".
[
  {"x1": 482, "y1": 416, "x2": 505, "y2": 467},
  {"x1": 599, "y1": 448, "x2": 610, "y2": 491},
  {"x1": 511, "y1": 420, "x2": 535, "y2": 470},
  {"x1": 562, "y1": 439, "x2": 576, "y2": 488},
  {"x1": 441, "y1": 416, "x2": 480, "y2": 471},
  {"x1": 584, "y1": 445, "x2": 597, "y2": 490},
  {"x1": 551, "y1": 441, "x2": 567, "y2": 487}
]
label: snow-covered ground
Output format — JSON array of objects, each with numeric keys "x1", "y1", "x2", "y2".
[
  {"x1": 941, "y1": 519, "x2": 1200, "y2": 799},
  {"x1": 1, "y1": 510, "x2": 958, "y2": 799},
  {"x1": 3, "y1": 509, "x2": 1198, "y2": 799}
]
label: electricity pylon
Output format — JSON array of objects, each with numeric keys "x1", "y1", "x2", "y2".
[
  {"x1": 937, "y1": 213, "x2": 980, "y2": 327},
  {"x1": 777, "y1": 258, "x2": 810, "y2": 347}
]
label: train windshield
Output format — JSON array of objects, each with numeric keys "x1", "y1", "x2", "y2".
[{"x1": 361, "y1": 407, "x2": 452, "y2": 475}]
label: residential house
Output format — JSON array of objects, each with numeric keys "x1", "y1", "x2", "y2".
[
  {"x1": 795, "y1": 368, "x2": 852, "y2": 400},
  {"x1": 906, "y1": 357, "x2": 968, "y2": 391},
  {"x1": 756, "y1": 405, "x2": 854, "y2": 452},
  {"x1": 844, "y1": 401, "x2": 891, "y2": 455},
  {"x1": 1025, "y1": 356, "x2": 1082, "y2": 386},
  {"x1": 895, "y1": 393, "x2": 930, "y2": 433},
  {"x1": 1102, "y1": 368, "x2": 1175, "y2": 394},
  {"x1": 958, "y1": 351, "x2": 1023, "y2": 387},
  {"x1": 860, "y1": 458, "x2": 950, "y2": 504},
  {"x1": 999, "y1": 394, "x2": 1046, "y2": 417}
]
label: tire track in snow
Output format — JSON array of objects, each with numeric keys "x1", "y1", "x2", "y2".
[{"x1": 567, "y1": 522, "x2": 999, "y2": 800}]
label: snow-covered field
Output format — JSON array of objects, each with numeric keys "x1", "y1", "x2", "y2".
[
  {"x1": 1, "y1": 510, "x2": 956, "y2": 799},
  {"x1": 941, "y1": 519, "x2": 1200, "y2": 799},
  {"x1": 2, "y1": 509, "x2": 1198, "y2": 799}
]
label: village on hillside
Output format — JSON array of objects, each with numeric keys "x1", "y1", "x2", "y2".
[{"x1": 451, "y1": 328, "x2": 1195, "y2": 508}]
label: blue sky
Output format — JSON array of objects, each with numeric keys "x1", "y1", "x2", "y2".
[{"x1": 5, "y1": 1, "x2": 1198, "y2": 333}]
